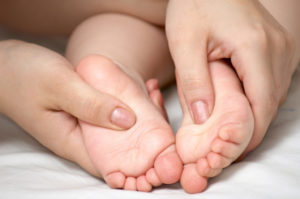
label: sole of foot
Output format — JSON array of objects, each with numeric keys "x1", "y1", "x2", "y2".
[
  {"x1": 76, "y1": 55, "x2": 182, "y2": 192},
  {"x1": 176, "y1": 60, "x2": 254, "y2": 193}
]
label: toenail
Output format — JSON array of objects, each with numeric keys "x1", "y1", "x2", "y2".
[
  {"x1": 191, "y1": 100, "x2": 209, "y2": 124},
  {"x1": 111, "y1": 107, "x2": 136, "y2": 129}
]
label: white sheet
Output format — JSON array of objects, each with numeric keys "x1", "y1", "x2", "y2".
[{"x1": 0, "y1": 27, "x2": 300, "y2": 199}]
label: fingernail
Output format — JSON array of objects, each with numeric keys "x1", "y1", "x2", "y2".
[
  {"x1": 111, "y1": 107, "x2": 136, "y2": 129},
  {"x1": 191, "y1": 100, "x2": 209, "y2": 124}
]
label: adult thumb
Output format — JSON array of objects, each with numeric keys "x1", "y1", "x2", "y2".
[
  {"x1": 168, "y1": 34, "x2": 215, "y2": 124},
  {"x1": 54, "y1": 73, "x2": 136, "y2": 130}
]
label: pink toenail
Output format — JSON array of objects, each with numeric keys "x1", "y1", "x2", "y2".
[
  {"x1": 191, "y1": 100, "x2": 209, "y2": 124},
  {"x1": 111, "y1": 107, "x2": 136, "y2": 129}
]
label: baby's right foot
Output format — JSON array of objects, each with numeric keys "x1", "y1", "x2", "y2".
[
  {"x1": 76, "y1": 55, "x2": 182, "y2": 192},
  {"x1": 176, "y1": 60, "x2": 254, "y2": 193}
]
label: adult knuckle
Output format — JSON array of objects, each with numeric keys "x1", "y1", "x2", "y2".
[
  {"x1": 272, "y1": 30, "x2": 288, "y2": 50},
  {"x1": 238, "y1": 24, "x2": 268, "y2": 49},
  {"x1": 265, "y1": 91, "x2": 279, "y2": 114},
  {"x1": 82, "y1": 96, "x2": 105, "y2": 120},
  {"x1": 181, "y1": 76, "x2": 204, "y2": 91},
  {"x1": 181, "y1": 76, "x2": 213, "y2": 100}
]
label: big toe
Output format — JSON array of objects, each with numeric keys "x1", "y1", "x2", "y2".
[
  {"x1": 181, "y1": 164, "x2": 207, "y2": 194},
  {"x1": 153, "y1": 145, "x2": 183, "y2": 184}
]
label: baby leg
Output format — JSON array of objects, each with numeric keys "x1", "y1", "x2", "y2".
[{"x1": 66, "y1": 13, "x2": 181, "y2": 191}]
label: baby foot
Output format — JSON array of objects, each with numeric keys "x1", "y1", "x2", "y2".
[
  {"x1": 76, "y1": 55, "x2": 182, "y2": 192},
  {"x1": 176, "y1": 60, "x2": 254, "y2": 193}
]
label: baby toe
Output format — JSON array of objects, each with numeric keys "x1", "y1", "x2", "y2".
[
  {"x1": 212, "y1": 139, "x2": 242, "y2": 159},
  {"x1": 154, "y1": 145, "x2": 183, "y2": 184},
  {"x1": 219, "y1": 124, "x2": 250, "y2": 144},
  {"x1": 137, "y1": 175, "x2": 152, "y2": 192},
  {"x1": 196, "y1": 158, "x2": 222, "y2": 177},
  {"x1": 207, "y1": 152, "x2": 231, "y2": 169},
  {"x1": 181, "y1": 164, "x2": 207, "y2": 194},
  {"x1": 146, "y1": 168, "x2": 162, "y2": 187},
  {"x1": 105, "y1": 172, "x2": 126, "y2": 189},
  {"x1": 124, "y1": 177, "x2": 137, "y2": 191}
]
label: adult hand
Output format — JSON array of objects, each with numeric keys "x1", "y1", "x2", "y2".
[
  {"x1": 0, "y1": 40, "x2": 136, "y2": 175},
  {"x1": 166, "y1": 0, "x2": 297, "y2": 156}
]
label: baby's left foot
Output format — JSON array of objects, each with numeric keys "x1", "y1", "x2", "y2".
[{"x1": 176, "y1": 60, "x2": 254, "y2": 193}]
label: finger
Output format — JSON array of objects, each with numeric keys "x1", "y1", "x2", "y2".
[
  {"x1": 168, "y1": 35, "x2": 214, "y2": 125},
  {"x1": 232, "y1": 48, "x2": 278, "y2": 155},
  {"x1": 51, "y1": 71, "x2": 136, "y2": 130}
]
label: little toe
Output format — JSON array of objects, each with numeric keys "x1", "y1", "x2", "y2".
[
  {"x1": 154, "y1": 145, "x2": 183, "y2": 184},
  {"x1": 124, "y1": 177, "x2": 137, "y2": 191},
  {"x1": 207, "y1": 152, "x2": 231, "y2": 169},
  {"x1": 219, "y1": 124, "x2": 251, "y2": 145},
  {"x1": 146, "y1": 79, "x2": 159, "y2": 93},
  {"x1": 211, "y1": 139, "x2": 241, "y2": 159},
  {"x1": 181, "y1": 164, "x2": 207, "y2": 194},
  {"x1": 147, "y1": 85, "x2": 168, "y2": 120},
  {"x1": 137, "y1": 176, "x2": 152, "y2": 192},
  {"x1": 146, "y1": 168, "x2": 162, "y2": 187},
  {"x1": 204, "y1": 168, "x2": 222, "y2": 178},
  {"x1": 105, "y1": 172, "x2": 126, "y2": 189}
]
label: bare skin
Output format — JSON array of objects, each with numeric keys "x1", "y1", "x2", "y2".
[
  {"x1": 0, "y1": 0, "x2": 299, "y2": 194},
  {"x1": 166, "y1": 0, "x2": 300, "y2": 166},
  {"x1": 66, "y1": 14, "x2": 182, "y2": 191},
  {"x1": 177, "y1": 60, "x2": 254, "y2": 193},
  {"x1": 66, "y1": 13, "x2": 254, "y2": 192},
  {"x1": 76, "y1": 55, "x2": 182, "y2": 191},
  {"x1": 0, "y1": 40, "x2": 105, "y2": 177}
]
